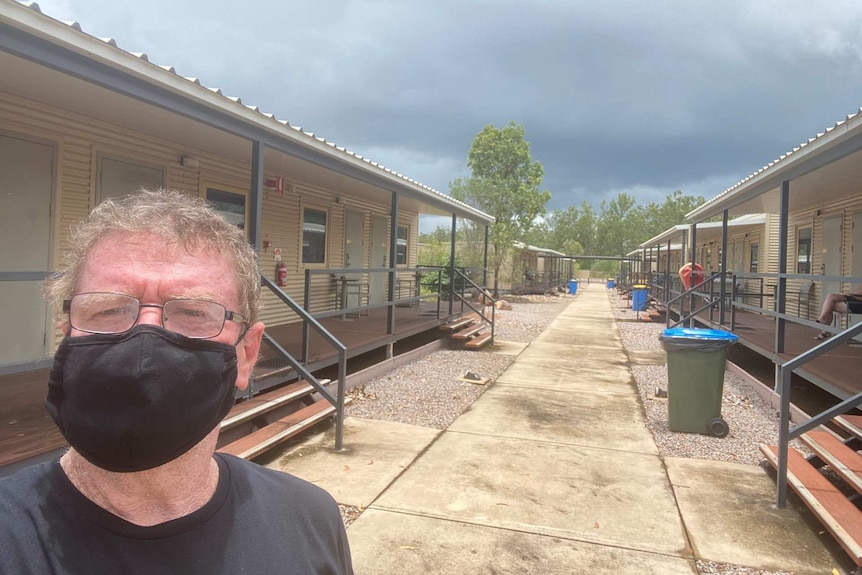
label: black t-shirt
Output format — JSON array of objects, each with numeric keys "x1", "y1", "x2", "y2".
[{"x1": 0, "y1": 454, "x2": 353, "y2": 574}]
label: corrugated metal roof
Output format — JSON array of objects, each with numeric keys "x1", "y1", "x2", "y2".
[
  {"x1": 640, "y1": 214, "x2": 767, "y2": 248},
  {"x1": 6, "y1": 0, "x2": 493, "y2": 223},
  {"x1": 688, "y1": 106, "x2": 862, "y2": 221}
]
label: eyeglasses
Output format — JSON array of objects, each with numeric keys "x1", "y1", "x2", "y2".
[{"x1": 63, "y1": 292, "x2": 248, "y2": 339}]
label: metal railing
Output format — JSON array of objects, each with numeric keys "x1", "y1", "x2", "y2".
[
  {"x1": 774, "y1": 322, "x2": 862, "y2": 506},
  {"x1": 656, "y1": 270, "x2": 862, "y2": 507},
  {"x1": 260, "y1": 275, "x2": 347, "y2": 450}
]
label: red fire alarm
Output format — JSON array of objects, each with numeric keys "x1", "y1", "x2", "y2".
[{"x1": 264, "y1": 176, "x2": 284, "y2": 194}]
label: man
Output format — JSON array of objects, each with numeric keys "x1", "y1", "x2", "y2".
[
  {"x1": 814, "y1": 288, "x2": 862, "y2": 340},
  {"x1": 0, "y1": 189, "x2": 353, "y2": 574}
]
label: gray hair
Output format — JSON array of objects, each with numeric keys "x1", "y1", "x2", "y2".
[{"x1": 46, "y1": 188, "x2": 261, "y2": 325}]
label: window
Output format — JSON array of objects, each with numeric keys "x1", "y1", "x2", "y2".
[
  {"x1": 796, "y1": 227, "x2": 812, "y2": 274},
  {"x1": 206, "y1": 188, "x2": 246, "y2": 231},
  {"x1": 98, "y1": 155, "x2": 164, "y2": 203},
  {"x1": 302, "y1": 207, "x2": 327, "y2": 264},
  {"x1": 396, "y1": 225, "x2": 409, "y2": 265},
  {"x1": 749, "y1": 243, "x2": 759, "y2": 273}
]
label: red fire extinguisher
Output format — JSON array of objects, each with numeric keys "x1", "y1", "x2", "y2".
[{"x1": 276, "y1": 262, "x2": 288, "y2": 287}]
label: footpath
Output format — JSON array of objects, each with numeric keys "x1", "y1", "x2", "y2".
[{"x1": 267, "y1": 283, "x2": 852, "y2": 574}]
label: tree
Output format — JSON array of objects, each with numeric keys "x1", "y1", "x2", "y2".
[
  {"x1": 450, "y1": 122, "x2": 550, "y2": 294},
  {"x1": 641, "y1": 190, "x2": 705, "y2": 240},
  {"x1": 595, "y1": 193, "x2": 642, "y2": 257}
]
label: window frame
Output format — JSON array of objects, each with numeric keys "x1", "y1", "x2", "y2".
[
  {"x1": 204, "y1": 185, "x2": 248, "y2": 234},
  {"x1": 395, "y1": 224, "x2": 409, "y2": 266},
  {"x1": 796, "y1": 226, "x2": 812, "y2": 275},
  {"x1": 749, "y1": 242, "x2": 759, "y2": 273},
  {"x1": 95, "y1": 152, "x2": 165, "y2": 204},
  {"x1": 301, "y1": 204, "x2": 329, "y2": 267}
]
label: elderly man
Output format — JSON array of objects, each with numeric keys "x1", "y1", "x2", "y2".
[{"x1": 0, "y1": 189, "x2": 353, "y2": 574}]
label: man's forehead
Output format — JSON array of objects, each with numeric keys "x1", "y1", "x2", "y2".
[{"x1": 84, "y1": 233, "x2": 238, "y2": 299}]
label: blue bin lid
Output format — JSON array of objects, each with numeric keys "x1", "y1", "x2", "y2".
[{"x1": 661, "y1": 327, "x2": 738, "y2": 342}]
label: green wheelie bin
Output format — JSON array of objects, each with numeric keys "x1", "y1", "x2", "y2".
[{"x1": 659, "y1": 328, "x2": 739, "y2": 438}]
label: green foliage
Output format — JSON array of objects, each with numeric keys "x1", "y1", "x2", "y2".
[
  {"x1": 640, "y1": 190, "x2": 706, "y2": 240},
  {"x1": 450, "y1": 122, "x2": 550, "y2": 293}
]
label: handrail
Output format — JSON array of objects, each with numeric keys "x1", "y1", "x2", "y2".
[
  {"x1": 451, "y1": 268, "x2": 496, "y2": 344},
  {"x1": 774, "y1": 321, "x2": 862, "y2": 507},
  {"x1": 664, "y1": 270, "x2": 726, "y2": 328},
  {"x1": 260, "y1": 275, "x2": 347, "y2": 451}
]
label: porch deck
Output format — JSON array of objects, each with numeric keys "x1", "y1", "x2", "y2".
[
  {"x1": 695, "y1": 308, "x2": 862, "y2": 401},
  {"x1": 0, "y1": 301, "x2": 453, "y2": 473}
]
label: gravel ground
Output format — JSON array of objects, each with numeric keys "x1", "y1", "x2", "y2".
[{"x1": 338, "y1": 289, "x2": 857, "y2": 574}]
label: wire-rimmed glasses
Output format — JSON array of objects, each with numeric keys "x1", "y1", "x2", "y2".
[{"x1": 63, "y1": 292, "x2": 248, "y2": 339}]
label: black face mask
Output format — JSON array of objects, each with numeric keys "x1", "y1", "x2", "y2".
[{"x1": 46, "y1": 325, "x2": 238, "y2": 473}]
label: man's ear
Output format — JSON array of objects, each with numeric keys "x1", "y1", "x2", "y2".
[{"x1": 235, "y1": 322, "x2": 264, "y2": 392}]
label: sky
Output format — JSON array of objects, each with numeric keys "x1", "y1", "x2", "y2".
[{"x1": 31, "y1": 0, "x2": 862, "y2": 217}]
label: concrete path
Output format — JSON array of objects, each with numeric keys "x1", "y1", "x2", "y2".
[{"x1": 265, "y1": 283, "x2": 852, "y2": 574}]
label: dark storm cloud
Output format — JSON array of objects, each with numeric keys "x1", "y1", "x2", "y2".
[{"x1": 37, "y1": 0, "x2": 862, "y2": 211}]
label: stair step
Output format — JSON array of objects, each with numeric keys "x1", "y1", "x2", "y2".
[
  {"x1": 218, "y1": 400, "x2": 339, "y2": 461},
  {"x1": 835, "y1": 415, "x2": 862, "y2": 440},
  {"x1": 800, "y1": 431, "x2": 862, "y2": 495},
  {"x1": 451, "y1": 323, "x2": 485, "y2": 340},
  {"x1": 464, "y1": 332, "x2": 493, "y2": 350},
  {"x1": 221, "y1": 380, "x2": 314, "y2": 431},
  {"x1": 440, "y1": 317, "x2": 475, "y2": 331},
  {"x1": 760, "y1": 444, "x2": 862, "y2": 566}
]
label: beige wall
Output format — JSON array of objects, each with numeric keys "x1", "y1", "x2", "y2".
[{"x1": 0, "y1": 89, "x2": 420, "y2": 356}]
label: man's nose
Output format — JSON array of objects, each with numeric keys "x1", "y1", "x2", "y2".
[{"x1": 136, "y1": 305, "x2": 165, "y2": 327}]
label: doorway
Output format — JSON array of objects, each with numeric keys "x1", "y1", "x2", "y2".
[
  {"x1": 370, "y1": 216, "x2": 388, "y2": 305},
  {"x1": 0, "y1": 134, "x2": 54, "y2": 368},
  {"x1": 821, "y1": 215, "x2": 843, "y2": 307}
]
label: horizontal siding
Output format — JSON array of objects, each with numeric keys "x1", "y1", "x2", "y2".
[{"x1": 1, "y1": 89, "x2": 428, "y2": 349}]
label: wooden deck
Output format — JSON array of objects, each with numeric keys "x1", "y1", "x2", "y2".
[
  {"x1": 0, "y1": 301, "x2": 453, "y2": 474},
  {"x1": 693, "y1": 308, "x2": 862, "y2": 401}
]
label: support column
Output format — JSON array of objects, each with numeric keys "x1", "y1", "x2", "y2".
[
  {"x1": 483, "y1": 224, "x2": 489, "y2": 292},
  {"x1": 249, "y1": 140, "x2": 264, "y2": 250},
  {"x1": 449, "y1": 214, "x2": 457, "y2": 315},
  {"x1": 387, "y1": 192, "x2": 399, "y2": 335},
  {"x1": 775, "y1": 181, "x2": 790, "y2": 354},
  {"x1": 719, "y1": 210, "x2": 729, "y2": 325}
]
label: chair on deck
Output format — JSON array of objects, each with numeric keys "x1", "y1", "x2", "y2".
[{"x1": 796, "y1": 280, "x2": 815, "y2": 320}]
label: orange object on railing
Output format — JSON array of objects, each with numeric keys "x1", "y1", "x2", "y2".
[{"x1": 678, "y1": 262, "x2": 704, "y2": 291}]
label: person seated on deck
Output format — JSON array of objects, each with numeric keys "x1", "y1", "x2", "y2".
[
  {"x1": 814, "y1": 288, "x2": 862, "y2": 340},
  {"x1": 0, "y1": 189, "x2": 353, "y2": 574}
]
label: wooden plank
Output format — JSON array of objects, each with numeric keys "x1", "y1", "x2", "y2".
[
  {"x1": 800, "y1": 431, "x2": 862, "y2": 495},
  {"x1": 451, "y1": 324, "x2": 485, "y2": 340},
  {"x1": 220, "y1": 380, "x2": 314, "y2": 431},
  {"x1": 464, "y1": 333, "x2": 493, "y2": 350},
  {"x1": 761, "y1": 444, "x2": 862, "y2": 566},
  {"x1": 218, "y1": 400, "x2": 337, "y2": 460},
  {"x1": 835, "y1": 415, "x2": 862, "y2": 441},
  {"x1": 440, "y1": 318, "x2": 475, "y2": 331}
]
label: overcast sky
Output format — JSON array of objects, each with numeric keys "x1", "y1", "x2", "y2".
[{"x1": 34, "y1": 0, "x2": 862, "y2": 214}]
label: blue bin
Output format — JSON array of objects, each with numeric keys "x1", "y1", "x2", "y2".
[
  {"x1": 607, "y1": 279, "x2": 615, "y2": 289},
  {"x1": 631, "y1": 285, "x2": 648, "y2": 311},
  {"x1": 568, "y1": 279, "x2": 578, "y2": 295}
]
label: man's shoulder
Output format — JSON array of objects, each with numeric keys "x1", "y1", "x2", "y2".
[
  {"x1": 0, "y1": 461, "x2": 56, "y2": 502},
  {"x1": 218, "y1": 453, "x2": 334, "y2": 501}
]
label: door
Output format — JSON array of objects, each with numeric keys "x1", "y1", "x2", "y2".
[
  {"x1": 344, "y1": 210, "x2": 365, "y2": 276},
  {"x1": 370, "y1": 216, "x2": 388, "y2": 305},
  {"x1": 0, "y1": 135, "x2": 54, "y2": 367},
  {"x1": 343, "y1": 210, "x2": 365, "y2": 308},
  {"x1": 821, "y1": 215, "x2": 843, "y2": 307}
]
